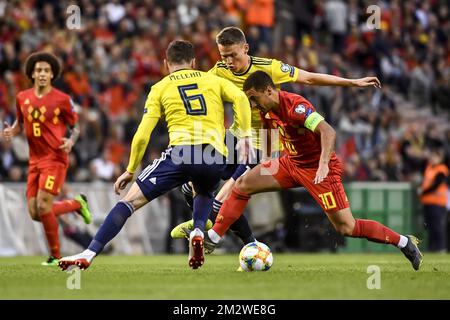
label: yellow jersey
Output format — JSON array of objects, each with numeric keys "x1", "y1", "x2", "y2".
[
  {"x1": 126, "y1": 69, "x2": 251, "y2": 173},
  {"x1": 209, "y1": 56, "x2": 300, "y2": 149}
]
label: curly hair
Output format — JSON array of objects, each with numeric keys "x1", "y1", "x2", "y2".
[{"x1": 24, "y1": 51, "x2": 62, "y2": 83}]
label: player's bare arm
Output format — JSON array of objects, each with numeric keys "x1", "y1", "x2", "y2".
[
  {"x1": 297, "y1": 69, "x2": 381, "y2": 88},
  {"x1": 115, "y1": 114, "x2": 159, "y2": 195},
  {"x1": 2, "y1": 120, "x2": 22, "y2": 141},
  {"x1": 313, "y1": 120, "x2": 336, "y2": 185},
  {"x1": 58, "y1": 123, "x2": 80, "y2": 153}
]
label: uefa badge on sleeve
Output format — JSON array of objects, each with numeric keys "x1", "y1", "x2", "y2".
[
  {"x1": 280, "y1": 63, "x2": 291, "y2": 73},
  {"x1": 295, "y1": 104, "x2": 306, "y2": 114}
]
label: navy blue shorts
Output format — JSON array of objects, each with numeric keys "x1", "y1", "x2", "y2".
[{"x1": 136, "y1": 145, "x2": 227, "y2": 201}]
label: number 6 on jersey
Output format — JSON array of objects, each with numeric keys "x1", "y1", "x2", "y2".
[{"x1": 178, "y1": 84, "x2": 207, "y2": 115}]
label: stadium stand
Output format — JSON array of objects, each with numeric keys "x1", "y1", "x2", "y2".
[{"x1": 0, "y1": 0, "x2": 449, "y2": 254}]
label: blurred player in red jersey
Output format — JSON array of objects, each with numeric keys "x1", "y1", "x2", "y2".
[
  {"x1": 202, "y1": 71, "x2": 423, "y2": 271},
  {"x1": 1, "y1": 52, "x2": 92, "y2": 265}
]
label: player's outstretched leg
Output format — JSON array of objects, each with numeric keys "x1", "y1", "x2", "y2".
[
  {"x1": 206, "y1": 163, "x2": 283, "y2": 251},
  {"x1": 327, "y1": 209, "x2": 423, "y2": 271},
  {"x1": 59, "y1": 200, "x2": 134, "y2": 271},
  {"x1": 400, "y1": 235, "x2": 423, "y2": 271},
  {"x1": 351, "y1": 218, "x2": 423, "y2": 270}
]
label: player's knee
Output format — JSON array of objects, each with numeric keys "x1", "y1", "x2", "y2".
[
  {"x1": 235, "y1": 176, "x2": 252, "y2": 195},
  {"x1": 37, "y1": 199, "x2": 52, "y2": 214},
  {"x1": 29, "y1": 210, "x2": 40, "y2": 221},
  {"x1": 28, "y1": 204, "x2": 40, "y2": 221},
  {"x1": 335, "y1": 222, "x2": 355, "y2": 237}
]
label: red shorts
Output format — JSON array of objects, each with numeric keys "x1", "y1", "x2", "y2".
[
  {"x1": 261, "y1": 156, "x2": 349, "y2": 213},
  {"x1": 26, "y1": 161, "x2": 68, "y2": 199}
]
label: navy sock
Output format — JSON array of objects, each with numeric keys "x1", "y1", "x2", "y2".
[
  {"x1": 181, "y1": 183, "x2": 193, "y2": 210},
  {"x1": 230, "y1": 215, "x2": 256, "y2": 244},
  {"x1": 88, "y1": 201, "x2": 134, "y2": 254},
  {"x1": 212, "y1": 199, "x2": 222, "y2": 215},
  {"x1": 193, "y1": 195, "x2": 214, "y2": 231}
]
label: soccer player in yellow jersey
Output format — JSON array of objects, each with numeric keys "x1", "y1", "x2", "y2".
[
  {"x1": 174, "y1": 26, "x2": 381, "y2": 252},
  {"x1": 59, "y1": 40, "x2": 252, "y2": 270}
]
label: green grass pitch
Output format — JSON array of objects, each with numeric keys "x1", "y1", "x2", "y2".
[{"x1": 1, "y1": 253, "x2": 449, "y2": 299}]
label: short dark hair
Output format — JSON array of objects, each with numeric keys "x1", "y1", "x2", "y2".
[
  {"x1": 216, "y1": 27, "x2": 246, "y2": 46},
  {"x1": 24, "y1": 51, "x2": 61, "y2": 83},
  {"x1": 243, "y1": 71, "x2": 276, "y2": 92},
  {"x1": 166, "y1": 40, "x2": 195, "y2": 64}
]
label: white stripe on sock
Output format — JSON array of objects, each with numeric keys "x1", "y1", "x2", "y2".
[
  {"x1": 208, "y1": 229, "x2": 221, "y2": 244},
  {"x1": 397, "y1": 235, "x2": 408, "y2": 248},
  {"x1": 119, "y1": 200, "x2": 135, "y2": 214}
]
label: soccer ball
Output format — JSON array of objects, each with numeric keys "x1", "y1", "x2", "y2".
[{"x1": 239, "y1": 241, "x2": 273, "y2": 271}]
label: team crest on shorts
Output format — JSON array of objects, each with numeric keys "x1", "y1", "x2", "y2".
[{"x1": 295, "y1": 104, "x2": 306, "y2": 114}]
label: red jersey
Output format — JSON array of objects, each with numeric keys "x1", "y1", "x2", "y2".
[
  {"x1": 262, "y1": 90, "x2": 339, "y2": 167},
  {"x1": 16, "y1": 88, "x2": 78, "y2": 166}
]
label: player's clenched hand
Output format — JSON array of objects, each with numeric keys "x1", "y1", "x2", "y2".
[
  {"x1": 353, "y1": 77, "x2": 381, "y2": 89},
  {"x1": 2, "y1": 122, "x2": 13, "y2": 141},
  {"x1": 313, "y1": 163, "x2": 329, "y2": 185},
  {"x1": 59, "y1": 138, "x2": 74, "y2": 153},
  {"x1": 114, "y1": 171, "x2": 134, "y2": 195},
  {"x1": 236, "y1": 137, "x2": 256, "y2": 164}
]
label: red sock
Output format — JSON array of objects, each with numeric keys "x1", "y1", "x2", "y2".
[
  {"x1": 212, "y1": 187, "x2": 250, "y2": 237},
  {"x1": 40, "y1": 212, "x2": 61, "y2": 258},
  {"x1": 52, "y1": 199, "x2": 81, "y2": 217},
  {"x1": 351, "y1": 219, "x2": 400, "y2": 246}
]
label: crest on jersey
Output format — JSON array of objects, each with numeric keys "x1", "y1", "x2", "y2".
[
  {"x1": 280, "y1": 63, "x2": 291, "y2": 73},
  {"x1": 295, "y1": 104, "x2": 306, "y2": 114}
]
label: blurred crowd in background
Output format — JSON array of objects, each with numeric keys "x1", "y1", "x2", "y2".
[{"x1": 0, "y1": 0, "x2": 449, "y2": 185}]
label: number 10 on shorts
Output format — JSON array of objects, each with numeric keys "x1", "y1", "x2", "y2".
[{"x1": 318, "y1": 191, "x2": 336, "y2": 210}]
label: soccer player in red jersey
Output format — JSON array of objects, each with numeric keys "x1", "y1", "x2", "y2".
[
  {"x1": 203, "y1": 71, "x2": 423, "y2": 270},
  {"x1": 1, "y1": 52, "x2": 92, "y2": 265}
]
